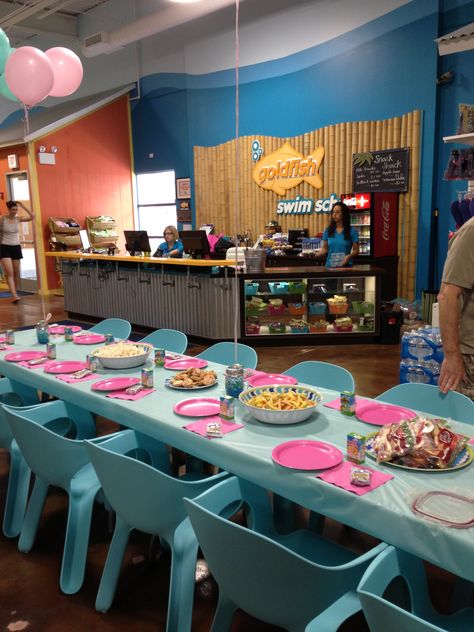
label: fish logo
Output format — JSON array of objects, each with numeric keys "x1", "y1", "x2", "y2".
[{"x1": 252, "y1": 142, "x2": 324, "y2": 196}]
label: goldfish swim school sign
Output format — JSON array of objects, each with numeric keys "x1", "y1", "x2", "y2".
[
  {"x1": 252, "y1": 142, "x2": 324, "y2": 196},
  {"x1": 276, "y1": 194, "x2": 340, "y2": 215}
]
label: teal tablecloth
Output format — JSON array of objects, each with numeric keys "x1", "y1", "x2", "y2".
[{"x1": 1, "y1": 328, "x2": 474, "y2": 581}]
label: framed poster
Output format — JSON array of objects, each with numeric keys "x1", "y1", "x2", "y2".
[{"x1": 176, "y1": 177, "x2": 191, "y2": 199}]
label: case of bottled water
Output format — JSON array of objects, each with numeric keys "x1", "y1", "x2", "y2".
[{"x1": 400, "y1": 327, "x2": 443, "y2": 385}]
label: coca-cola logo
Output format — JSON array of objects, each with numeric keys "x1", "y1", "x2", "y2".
[{"x1": 381, "y1": 200, "x2": 390, "y2": 241}]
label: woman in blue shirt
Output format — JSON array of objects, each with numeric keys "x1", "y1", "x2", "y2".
[
  {"x1": 318, "y1": 202, "x2": 359, "y2": 267},
  {"x1": 154, "y1": 225, "x2": 184, "y2": 258}
]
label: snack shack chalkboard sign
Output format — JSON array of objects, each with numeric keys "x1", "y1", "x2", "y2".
[{"x1": 352, "y1": 148, "x2": 409, "y2": 193}]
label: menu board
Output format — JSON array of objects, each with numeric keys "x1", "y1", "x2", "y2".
[{"x1": 352, "y1": 148, "x2": 409, "y2": 192}]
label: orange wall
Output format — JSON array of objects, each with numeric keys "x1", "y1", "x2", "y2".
[{"x1": 34, "y1": 96, "x2": 134, "y2": 289}]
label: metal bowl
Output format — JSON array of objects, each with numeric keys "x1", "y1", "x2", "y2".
[
  {"x1": 93, "y1": 342, "x2": 152, "y2": 370},
  {"x1": 239, "y1": 385, "x2": 321, "y2": 424}
]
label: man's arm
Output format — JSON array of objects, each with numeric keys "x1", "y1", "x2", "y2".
[{"x1": 438, "y1": 281, "x2": 466, "y2": 393}]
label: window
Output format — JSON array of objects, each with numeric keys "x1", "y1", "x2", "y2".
[{"x1": 136, "y1": 171, "x2": 177, "y2": 253}]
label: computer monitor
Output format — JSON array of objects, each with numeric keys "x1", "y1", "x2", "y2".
[
  {"x1": 180, "y1": 230, "x2": 211, "y2": 258},
  {"x1": 124, "y1": 230, "x2": 151, "y2": 255},
  {"x1": 79, "y1": 229, "x2": 90, "y2": 251},
  {"x1": 288, "y1": 228, "x2": 309, "y2": 251}
]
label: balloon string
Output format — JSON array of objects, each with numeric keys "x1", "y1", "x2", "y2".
[
  {"x1": 233, "y1": 0, "x2": 240, "y2": 366},
  {"x1": 22, "y1": 104, "x2": 30, "y2": 137}
]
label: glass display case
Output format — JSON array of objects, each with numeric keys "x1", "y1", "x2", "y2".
[{"x1": 242, "y1": 270, "x2": 379, "y2": 341}]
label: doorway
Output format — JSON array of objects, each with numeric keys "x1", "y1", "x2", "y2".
[{"x1": 6, "y1": 171, "x2": 37, "y2": 292}]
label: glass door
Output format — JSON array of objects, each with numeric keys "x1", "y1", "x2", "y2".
[{"x1": 6, "y1": 171, "x2": 37, "y2": 292}]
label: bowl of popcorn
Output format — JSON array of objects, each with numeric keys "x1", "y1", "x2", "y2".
[
  {"x1": 239, "y1": 385, "x2": 321, "y2": 424},
  {"x1": 92, "y1": 341, "x2": 153, "y2": 369},
  {"x1": 327, "y1": 295, "x2": 349, "y2": 314}
]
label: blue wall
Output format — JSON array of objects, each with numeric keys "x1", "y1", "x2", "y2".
[{"x1": 131, "y1": 0, "x2": 448, "y2": 296}]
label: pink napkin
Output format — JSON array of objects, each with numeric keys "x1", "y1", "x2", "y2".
[
  {"x1": 56, "y1": 373, "x2": 98, "y2": 383},
  {"x1": 106, "y1": 388, "x2": 156, "y2": 401},
  {"x1": 324, "y1": 396, "x2": 369, "y2": 411},
  {"x1": 18, "y1": 359, "x2": 51, "y2": 369},
  {"x1": 184, "y1": 415, "x2": 243, "y2": 438},
  {"x1": 316, "y1": 461, "x2": 393, "y2": 496},
  {"x1": 469, "y1": 438, "x2": 474, "y2": 446}
]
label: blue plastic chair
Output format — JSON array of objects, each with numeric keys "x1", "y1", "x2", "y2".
[
  {"x1": 358, "y1": 545, "x2": 474, "y2": 631},
  {"x1": 0, "y1": 378, "x2": 40, "y2": 538},
  {"x1": 139, "y1": 328, "x2": 188, "y2": 354},
  {"x1": 283, "y1": 360, "x2": 355, "y2": 392},
  {"x1": 85, "y1": 429, "x2": 229, "y2": 631},
  {"x1": 196, "y1": 342, "x2": 258, "y2": 369},
  {"x1": 184, "y1": 476, "x2": 387, "y2": 632},
  {"x1": 88, "y1": 318, "x2": 131, "y2": 339},
  {"x1": 376, "y1": 383, "x2": 474, "y2": 424},
  {"x1": 3, "y1": 400, "x2": 103, "y2": 594}
]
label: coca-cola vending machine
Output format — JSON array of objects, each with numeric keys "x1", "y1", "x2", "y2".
[{"x1": 341, "y1": 192, "x2": 399, "y2": 298}]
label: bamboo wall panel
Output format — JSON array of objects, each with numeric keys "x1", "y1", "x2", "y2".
[{"x1": 194, "y1": 110, "x2": 421, "y2": 299}]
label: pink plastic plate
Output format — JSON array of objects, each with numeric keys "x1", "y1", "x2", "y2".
[
  {"x1": 44, "y1": 361, "x2": 87, "y2": 374},
  {"x1": 356, "y1": 401, "x2": 416, "y2": 426},
  {"x1": 247, "y1": 373, "x2": 298, "y2": 388},
  {"x1": 164, "y1": 358, "x2": 208, "y2": 370},
  {"x1": 173, "y1": 398, "x2": 221, "y2": 417},
  {"x1": 73, "y1": 333, "x2": 106, "y2": 345},
  {"x1": 92, "y1": 377, "x2": 141, "y2": 392},
  {"x1": 272, "y1": 440, "x2": 343, "y2": 471},
  {"x1": 48, "y1": 325, "x2": 82, "y2": 335},
  {"x1": 5, "y1": 351, "x2": 47, "y2": 362}
]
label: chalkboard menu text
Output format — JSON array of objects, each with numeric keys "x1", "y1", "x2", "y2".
[{"x1": 352, "y1": 148, "x2": 409, "y2": 192}]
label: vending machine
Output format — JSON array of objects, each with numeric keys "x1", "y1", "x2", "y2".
[{"x1": 340, "y1": 192, "x2": 398, "y2": 258}]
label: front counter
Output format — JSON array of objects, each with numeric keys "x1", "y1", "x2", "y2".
[{"x1": 47, "y1": 252, "x2": 382, "y2": 344}]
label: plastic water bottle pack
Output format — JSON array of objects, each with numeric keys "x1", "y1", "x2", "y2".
[{"x1": 400, "y1": 327, "x2": 443, "y2": 386}]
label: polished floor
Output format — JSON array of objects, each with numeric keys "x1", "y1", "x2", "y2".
[{"x1": 0, "y1": 294, "x2": 454, "y2": 631}]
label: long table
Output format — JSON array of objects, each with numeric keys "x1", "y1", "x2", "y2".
[{"x1": 2, "y1": 328, "x2": 474, "y2": 581}]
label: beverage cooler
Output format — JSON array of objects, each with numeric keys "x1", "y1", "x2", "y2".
[{"x1": 341, "y1": 191, "x2": 399, "y2": 299}]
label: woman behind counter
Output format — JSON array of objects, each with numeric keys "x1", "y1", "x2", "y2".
[
  {"x1": 153, "y1": 225, "x2": 183, "y2": 258},
  {"x1": 318, "y1": 202, "x2": 359, "y2": 267},
  {"x1": 0, "y1": 200, "x2": 34, "y2": 303}
]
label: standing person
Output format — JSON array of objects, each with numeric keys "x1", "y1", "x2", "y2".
[
  {"x1": 153, "y1": 225, "x2": 183, "y2": 258},
  {"x1": 0, "y1": 200, "x2": 34, "y2": 303},
  {"x1": 318, "y1": 202, "x2": 359, "y2": 267},
  {"x1": 438, "y1": 216, "x2": 474, "y2": 398}
]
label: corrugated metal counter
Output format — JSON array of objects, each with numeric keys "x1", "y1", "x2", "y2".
[{"x1": 46, "y1": 253, "x2": 238, "y2": 339}]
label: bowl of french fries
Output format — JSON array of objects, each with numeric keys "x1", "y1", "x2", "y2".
[
  {"x1": 92, "y1": 341, "x2": 153, "y2": 369},
  {"x1": 239, "y1": 385, "x2": 321, "y2": 424}
]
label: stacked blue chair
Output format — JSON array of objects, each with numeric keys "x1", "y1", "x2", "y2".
[
  {"x1": 85, "y1": 429, "x2": 229, "y2": 631},
  {"x1": 283, "y1": 360, "x2": 355, "y2": 392},
  {"x1": 184, "y1": 476, "x2": 386, "y2": 631},
  {"x1": 88, "y1": 318, "x2": 131, "y2": 339},
  {"x1": 196, "y1": 342, "x2": 258, "y2": 369},
  {"x1": 139, "y1": 328, "x2": 188, "y2": 354},
  {"x1": 3, "y1": 400, "x2": 102, "y2": 594},
  {"x1": 0, "y1": 377, "x2": 40, "y2": 537},
  {"x1": 376, "y1": 383, "x2": 474, "y2": 424},
  {"x1": 358, "y1": 545, "x2": 474, "y2": 631}
]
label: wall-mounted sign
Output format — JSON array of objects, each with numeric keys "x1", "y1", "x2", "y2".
[
  {"x1": 177, "y1": 199, "x2": 192, "y2": 223},
  {"x1": 352, "y1": 148, "x2": 409, "y2": 192},
  {"x1": 176, "y1": 177, "x2": 191, "y2": 199},
  {"x1": 276, "y1": 193, "x2": 340, "y2": 215},
  {"x1": 7, "y1": 154, "x2": 18, "y2": 169},
  {"x1": 253, "y1": 142, "x2": 325, "y2": 196}
]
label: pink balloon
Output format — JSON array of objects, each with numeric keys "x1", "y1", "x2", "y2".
[
  {"x1": 45, "y1": 47, "x2": 83, "y2": 97},
  {"x1": 5, "y1": 46, "x2": 54, "y2": 107}
]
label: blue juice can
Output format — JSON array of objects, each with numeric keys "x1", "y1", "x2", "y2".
[
  {"x1": 340, "y1": 391, "x2": 356, "y2": 416},
  {"x1": 219, "y1": 396, "x2": 234, "y2": 420},
  {"x1": 64, "y1": 326, "x2": 73, "y2": 342},
  {"x1": 86, "y1": 354, "x2": 99, "y2": 372},
  {"x1": 46, "y1": 343, "x2": 56, "y2": 359},
  {"x1": 154, "y1": 348, "x2": 165, "y2": 367},
  {"x1": 5, "y1": 329, "x2": 15, "y2": 344},
  {"x1": 104, "y1": 333, "x2": 115, "y2": 345},
  {"x1": 141, "y1": 367, "x2": 154, "y2": 388}
]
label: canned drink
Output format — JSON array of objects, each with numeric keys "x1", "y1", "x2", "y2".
[
  {"x1": 86, "y1": 354, "x2": 99, "y2": 372},
  {"x1": 340, "y1": 390, "x2": 356, "y2": 416},
  {"x1": 141, "y1": 367, "x2": 154, "y2": 388},
  {"x1": 347, "y1": 432, "x2": 366, "y2": 464},
  {"x1": 219, "y1": 395, "x2": 235, "y2": 420},
  {"x1": 104, "y1": 333, "x2": 114, "y2": 345},
  {"x1": 154, "y1": 348, "x2": 165, "y2": 367},
  {"x1": 46, "y1": 343, "x2": 56, "y2": 359},
  {"x1": 64, "y1": 326, "x2": 73, "y2": 342},
  {"x1": 5, "y1": 329, "x2": 15, "y2": 344}
]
